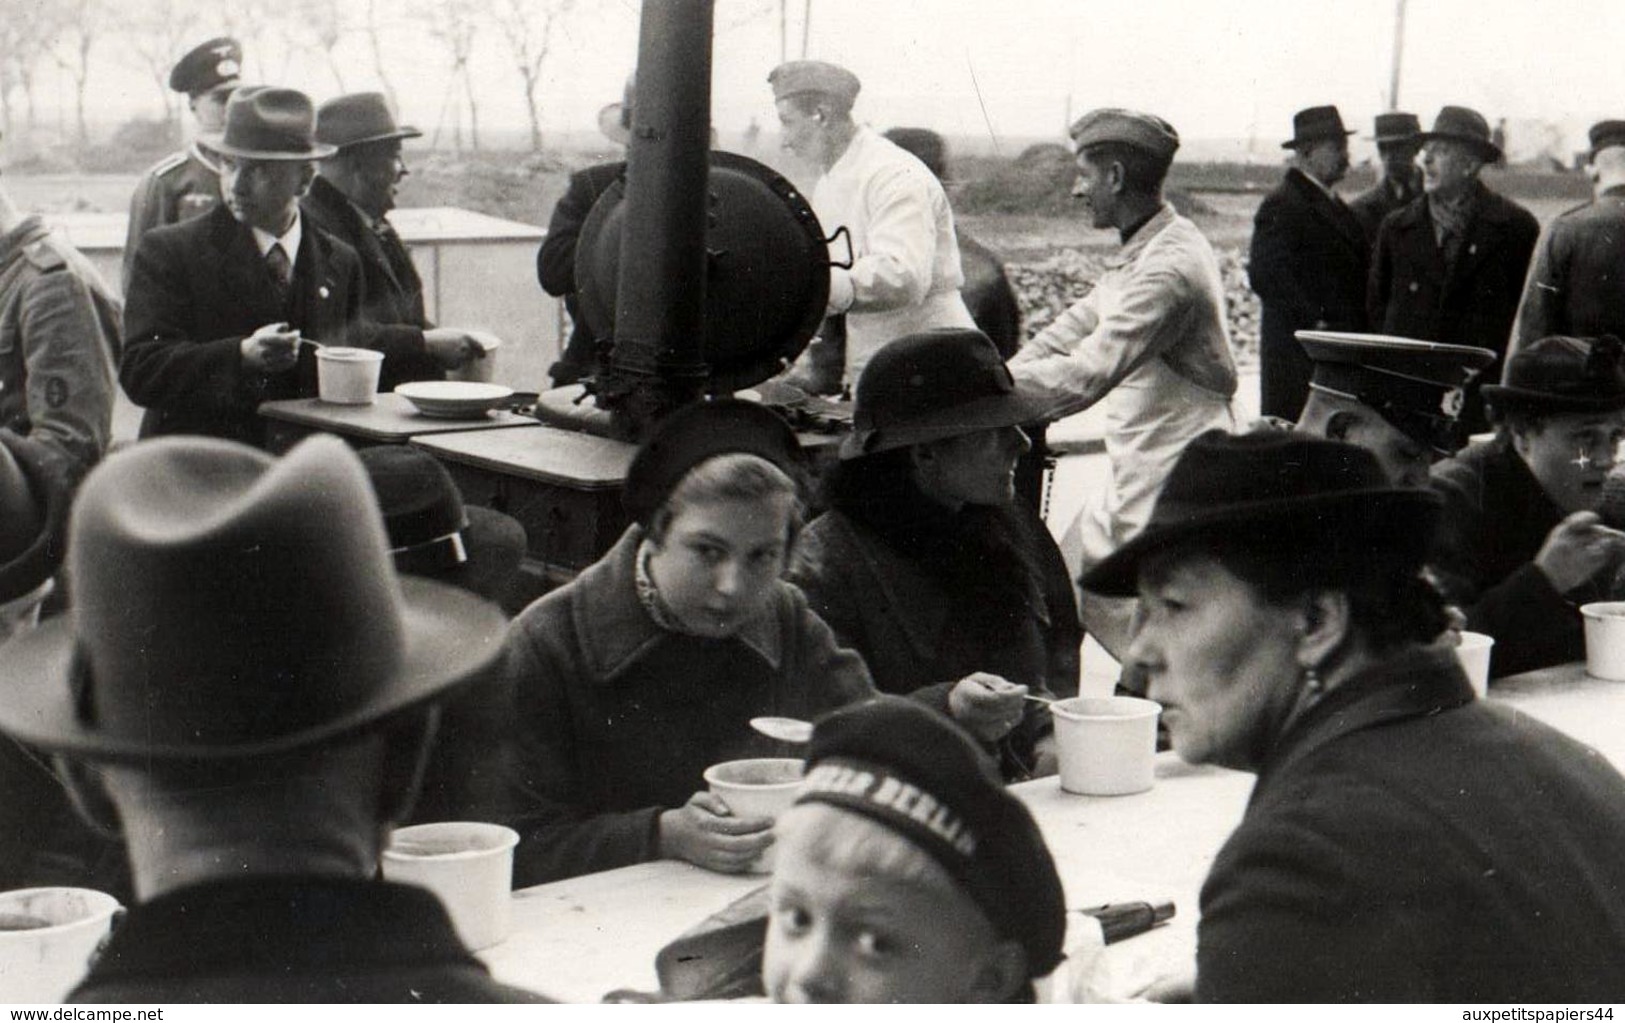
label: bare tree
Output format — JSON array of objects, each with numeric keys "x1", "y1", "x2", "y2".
[
  {"x1": 360, "y1": 0, "x2": 399, "y2": 110},
  {"x1": 118, "y1": 0, "x2": 206, "y2": 132},
  {"x1": 0, "y1": 0, "x2": 62, "y2": 132},
  {"x1": 415, "y1": 0, "x2": 481, "y2": 153},
  {"x1": 49, "y1": 0, "x2": 102, "y2": 145},
  {"x1": 285, "y1": 0, "x2": 351, "y2": 92},
  {"x1": 483, "y1": 0, "x2": 574, "y2": 152}
]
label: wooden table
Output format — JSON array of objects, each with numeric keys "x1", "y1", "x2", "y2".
[
  {"x1": 475, "y1": 664, "x2": 1625, "y2": 1001},
  {"x1": 258, "y1": 395, "x2": 539, "y2": 453}
]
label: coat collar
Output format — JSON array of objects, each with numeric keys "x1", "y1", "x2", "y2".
[
  {"x1": 0, "y1": 214, "x2": 49, "y2": 272},
  {"x1": 1255, "y1": 644, "x2": 1475, "y2": 794},
  {"x1": 1285, "y1": 168, "x2": 1367, "y2": 252},
  {"x1": 305, "y1": 176, "x2": 405, "y2": 294},
  {"x1": 568, "y1": 526, "x2": 786, "y2": 683},
  {"x1": 1109, "y1": 203, "x2": 1177, "y2": 268},
  {"x1": 79, "y1": 876, "x2": 475, "y2": 985}
]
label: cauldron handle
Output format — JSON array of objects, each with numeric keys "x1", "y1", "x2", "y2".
[{"x1": 824, "y1": 226, "x2": 854, "y2": 270}]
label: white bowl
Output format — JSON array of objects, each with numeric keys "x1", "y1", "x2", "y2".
[
  {"x1": 0, "y1": 887, "x2": 121, "y2": 1002},
  {"x1": 394, "y1": 381, "x2": 515, "y2": 419}
]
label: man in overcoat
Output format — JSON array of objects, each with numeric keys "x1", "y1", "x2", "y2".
[
  {"x1": 1369, "y1": 105, "x2": 1540, "y2": 434},
  {"x1": 1508, "y1": 120, "x2": 1625, "y2": 357},
  {"x1": 1249, "y1": 105, "x2": 1370, "y2": 419},
  {"x1": 0, "y1": 435, "x2": 542, "y2": 1002},
  {"x1": 1430, "y1": 335, "x2": 1625, "y2": 677},
  {"x1": 1348, "y1": 112, "x2": 1424, "y2": 243},
  {"x1": 121, "y1": 88, "x2": 395, "y2": 448},
  {"x1": 305, "y1": 92, "x2": 488, "y2": 391}
]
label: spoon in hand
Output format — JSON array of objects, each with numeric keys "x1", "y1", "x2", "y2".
[{"x1": 750, "y1": 716, "x2": 814, "y2": 744}]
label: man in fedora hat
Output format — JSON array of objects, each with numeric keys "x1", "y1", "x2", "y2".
[
  {"x1": 123, "y1": 37, "x2": 244, "y2": 289},
  {"x1": 1430, "y1": 335, "x2": 1625, "y2": 677},
  {"x1": 1249, "y1": 105, "x2": 1371, "y2": 420},
  {"x1": 0, "y1": 434, "x2": 544, "y2": 1001},
  {"x1": 1349, "y1": 112, "x2": 1424, "y2": 243},
  {"x1": 768, "y1": 60, "x2": 975, "y2": 392},
  {"x1": 1509, "y1": 120, "x2": 1625, "y2": 358},
  {"x1": 536, "y1": 75, "x2": 635, "y2": 387},
  {"x1": 1369, "y1": 105, "x2": 1539, "y2": 434},
  {"x1": 1293, "y1": 331, "x2": 1496, "y2": 488},
  {"x1": 122, "y1": 87, "x2": 402, "y2": 448},
  {"x1": 305, "y1": 92, "x2": 491, "y2": 392},
  {"x1": 1010, "y1": 109, "x2": 1236, "y2": 592}
]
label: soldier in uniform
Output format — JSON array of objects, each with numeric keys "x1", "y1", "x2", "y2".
[
  {"x1": 1348, "y1": 112, "x2": 1424, "y2": 244},
  {"x1": 122, "y1": 37, "x2": 243, "y2": 290},
  {"x1": 0, "y1": 160, "x2": 119, "y2": 479},
  {"x1": 1508, "y1": 120, "x2": 1625, "y2": 359}
]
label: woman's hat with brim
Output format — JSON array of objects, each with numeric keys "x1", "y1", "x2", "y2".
[
  {"x1": 1082, "y1": 430, "x2": 1442, "y2": 598},
  {"x1": 840, "y1": 328, "x2": 1048, "y2": 459},
  {"x1": 357, "y1": 445, "x2": 526, "y2": 609},
  {"x1": 1415, "y1": 105, "x2": 1501, "y2": 163},
  {"x1": 203, "y1": 85, "x2": 337, "y2": 161},
  {"x1": 316, "y1": 92, "x2": 423, "y2": 151},
  {"x1": 1482, "y1": 335, "x2": 1625, "y2": 416},
  {"x1": 0, "y1": 435, "x2": 506, "y2": 763},
  {"x1": 622, "y1": 398, "x2": 805, "y2": 528}
]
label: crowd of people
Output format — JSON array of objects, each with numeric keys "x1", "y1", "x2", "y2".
[{"x1": 3, "y1": 32, "x2": 1625, "y2": 1005}]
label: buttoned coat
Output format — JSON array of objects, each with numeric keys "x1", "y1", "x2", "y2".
[
  {"x1": 1248, "y1": 168, "x2": 1371, "y2": 419},
  {"x1": 1509, "y1": 185, "x2": 1625, "y2": 356},
  {"x1": 0, "y1": 216, "x2": 118, "y2": 476},
  {"x1": 1198, "y1": 647, "x2": 1625, "y2": 1002},
  {"x1": 1428, "y1": 434, "x2": 1591, "y2": 678},
  {"x1": 1368, "y1": 184, "x2": 1540, "y2": 432},
  {"x1": 302, "y1": 175, "x2": 444, "y2": 391},
  {"x1": 121, "y1": 205, "x2": 380, "y2": 447},
  {"x1": 72, "y1": 878, "x2": 548, "y2": 1002},
  {"x1": 497, "y1": 528, "x2": 874, "y2": 886}
]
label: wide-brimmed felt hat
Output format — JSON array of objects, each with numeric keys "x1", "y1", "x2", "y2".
[
  {"x1": 1297, "y1": 331, "x2": 1496, "y2": 456},
  {"x1": 841, "y1": 328, "x2": 1048, "y2": 459},
  {"x1": 169, "y1": 37, "x2": 241, "y2": 96},
  {"x1": 1483, "y1": 335, "x2": 1625, "y2": 416},
  {"x1": 597, "y1": 74, "x2": 635, "y2": 146},
  {"x1": 622, "y1": 398, "x2": 805, "y2": 528},
  {"x1": 1081, "y1": 430, "x2": 1442, "y2": 598},
  {"x1": 1416, "y1": 105, "x2": 1501, "y2": 162},
  {"x1": 357, "y1": 446, "x2": 525, "y2": 608},
  {"x1": 204, "y1": 86, "x2": 336, "y2": 161},
  {"x1": 1371, "y1": 111, "x2": 1422, "y2": 144},
  {"x1": 0, "y1": 435, "x2": 506, "y2": 762},
  {"x1": 1282, "y1": 105, "x2": 1353, "y2": 150},
  {"x1": 799, "y1": 696, "x2": 1066, "y2": 978},
  {"x1": 317, "y1": 92, "x2": 422, "y2": 151}
]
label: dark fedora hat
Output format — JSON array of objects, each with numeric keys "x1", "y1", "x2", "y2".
[
  {"x1": 840, "y1": 328, "x2": 1048, "y2": 459},
  {"x1": 1081, "y1": 430, "x2": 1442, "y2": 597},
  {"x1": 1589, "y1": 120, "x2": 1625, "y2": 159},
  {"x1": 1297, "y1": 330, "x2": 1496, "y2": 456},
  {"x1": 622, "y1": 398, "x2": 805, "y2": 528},
  {"x1": 1371, "y1": 111, "x2": 1422, "y2": 144},
  {"x1": 0, "y1": 435, "x2": 506, "y2": 762},
  {"x1": 1282, "y1": 105, "x2": 1354, "y2": 150},
  {"x1": 317, "y1": 92, "x2": 422, "y2": 150},
  {"x1": 1483, "y1": 335, "x2": 1625, "y2": 416},
  {"x1": 1416, "y1": 105, "x2": 1501, "y2": 162},
  {"x1": 597, "y1": 74, "x2": 635, "y2": 146},
  {"x1": 204, "y1": 85, "x2": 336, "y2": 161},
  {"x1": 357, "y1": 446, "x2": 525, "y2": 608}
]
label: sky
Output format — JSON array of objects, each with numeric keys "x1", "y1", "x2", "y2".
[{"x1": 31, "y1": 0, "x2": 1625, "y2": 161}]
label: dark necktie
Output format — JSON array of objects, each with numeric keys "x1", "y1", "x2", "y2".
[{"x1": 265, "y1": 243, "x2": 292, "y2": 301}]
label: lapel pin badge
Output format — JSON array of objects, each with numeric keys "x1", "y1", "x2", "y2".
[{"x1": 319, "y1": 285, "x2": 331, "y2": 299}]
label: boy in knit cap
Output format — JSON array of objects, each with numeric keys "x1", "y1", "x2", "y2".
[{"x1": 764, "y1": 695, "x2": 1066, "y2": 1003}]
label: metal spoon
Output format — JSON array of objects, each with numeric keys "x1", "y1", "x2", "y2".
[
  {"x1": 1024, "y1": 693, "x2": 1058, "y2": 707},
  {"x1": 750, "y1": 716, "x2": 814, "y2": 744}
]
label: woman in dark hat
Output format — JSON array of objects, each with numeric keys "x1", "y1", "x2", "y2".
[
  {"x1": 496, "y1": 400, "x2": 874, "y2": 885},
  {"x1": 1086, "y1": 430, "x2": 1625, "y2": 1002},
  {"x1": 787, "y1": 328, "x2": 1079, "y2": 779}
]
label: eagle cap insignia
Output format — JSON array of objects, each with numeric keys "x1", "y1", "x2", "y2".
[
  {"x1": 1440, "y1": 387, "x2": 1465, "y2": 418},
  {"x1": 216, "y1": 59, "x2": 240, "y2": 78}
]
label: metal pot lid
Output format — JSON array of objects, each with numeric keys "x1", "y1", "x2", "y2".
[{"x1": 574, "y1": 150, "x2": 831, "y2": 394}]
